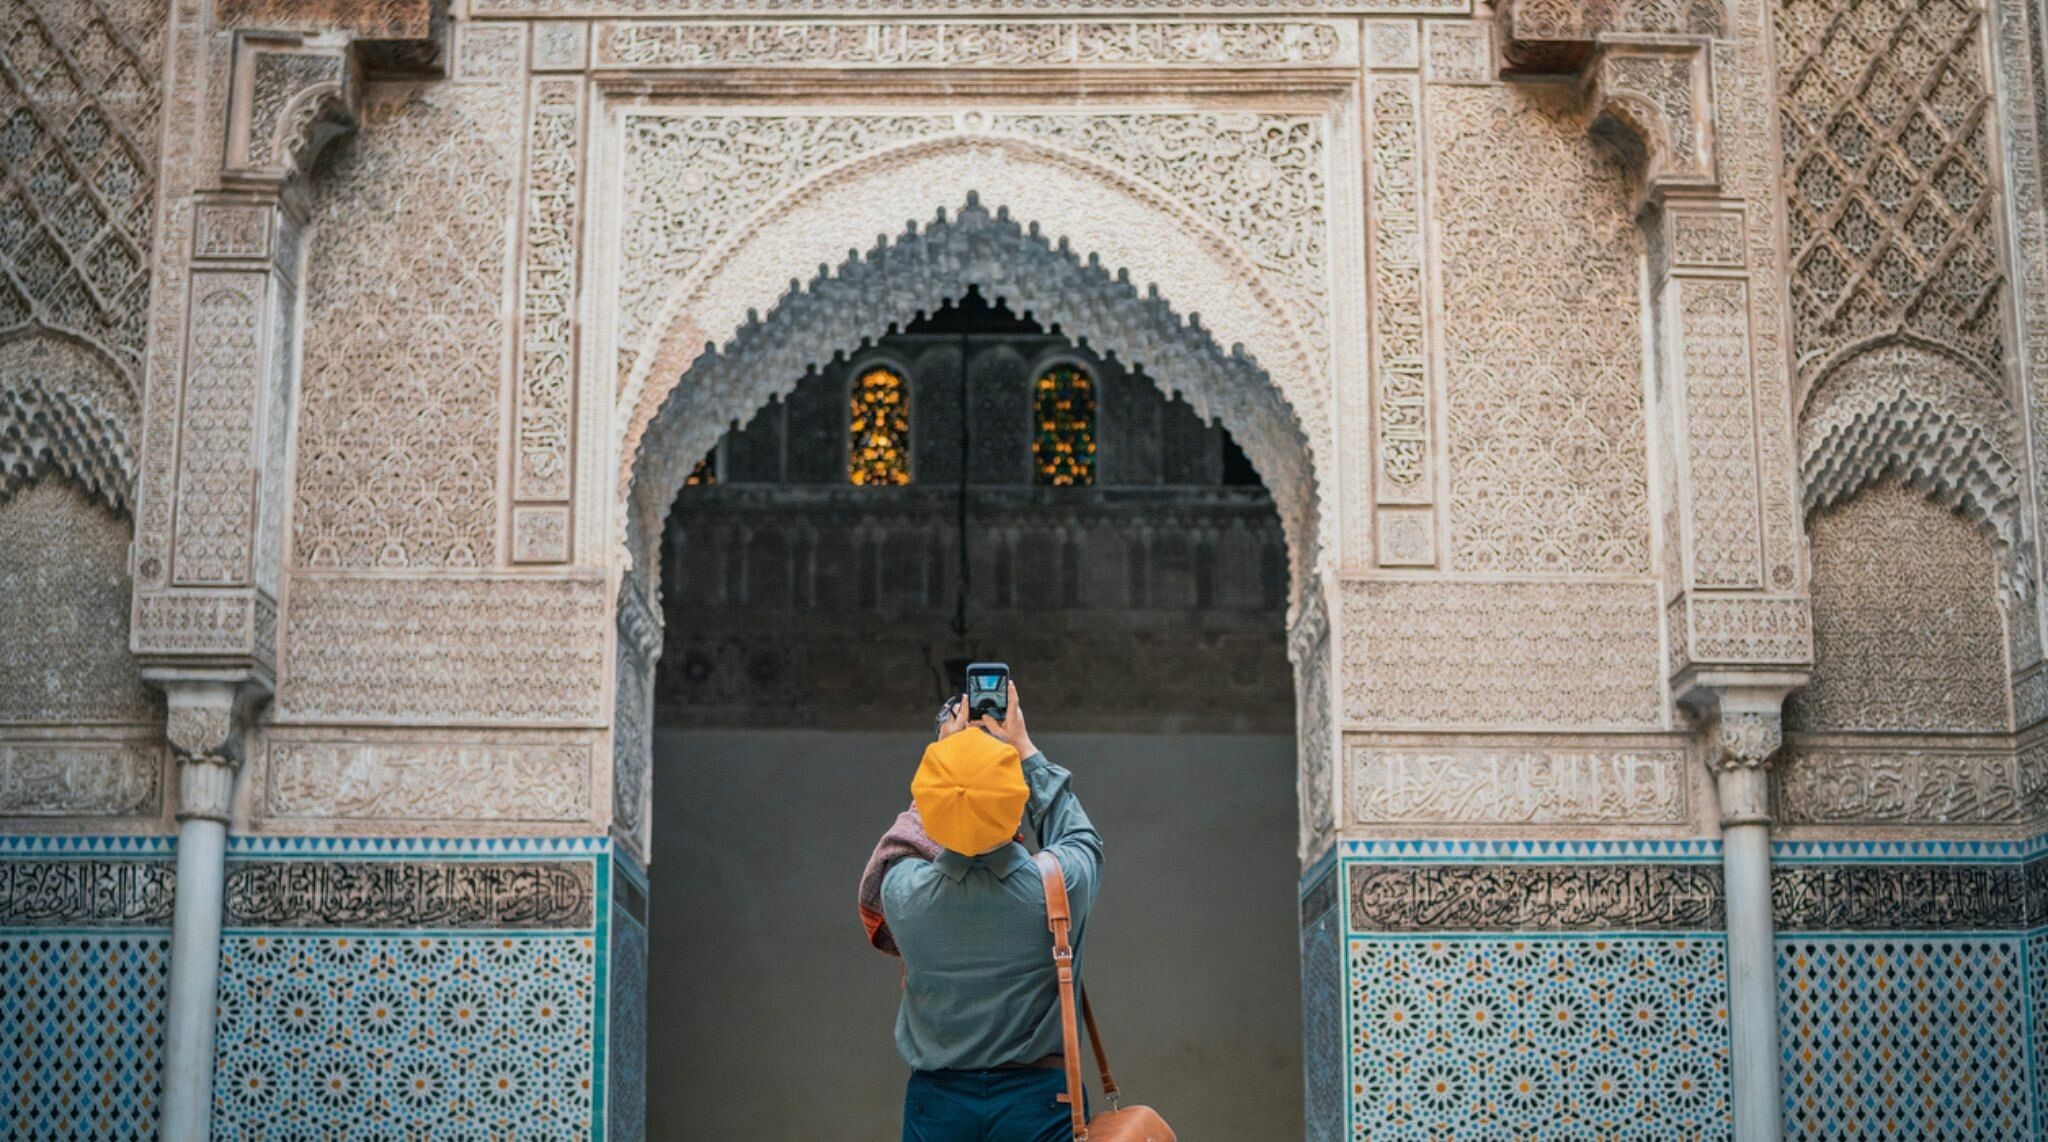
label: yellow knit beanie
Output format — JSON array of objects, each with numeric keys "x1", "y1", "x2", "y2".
[{"x1": 912, "y1": 729, "x2": 1027, "y2": 856}]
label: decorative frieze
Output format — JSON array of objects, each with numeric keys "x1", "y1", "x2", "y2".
[
  {"x1": 261, "y1": 735, "x2": 595, "y2": 824},
  {"x1": 1773, "y1": 863, "x2": 2026, "y2": 931},
  {"x1": 1777, "y1": 744, "x2": 2022, "y2": 826},
  {"x1": 220, "y1": 860, "x2": 595, "y2": 928},
  {"x1": 594, "y1": 19, "x2": 1350, "y2": 68},
  {"x1": 276, "y1": 576, "x2": 609, "y2": 724},
  {"x1": 0, "y1": 859, "x2": 177, "y2": 927},
  {"x1": 0, "y1": 742, "x2": 164, "y2": 818},
  {"x1": 483, "y1": 0, "x2": 1461, "y2": 15},
  {"x1": 1348, "y1": 743, "x2": 1688, "y2": 826},
  {"x1": 1347, "y1": 863, "x2": 1726, "y2": 932}
]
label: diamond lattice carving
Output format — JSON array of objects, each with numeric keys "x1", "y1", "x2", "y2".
[
  {"x1": 0, "y1": 0, "x2": 166, "y2": 378},
  {"x1": 1776, "y1": 0, "x2": 2005, "y2": 380}
]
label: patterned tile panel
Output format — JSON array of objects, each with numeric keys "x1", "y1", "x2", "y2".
[
  {"x1": 0, "y1": 934, "x2": 169, "y2": 1140},
  {"x1": 1778, "y1": 937, "x2": 2029, "y2": 1140},
  {"x1": 210, "y1": 933, "x2": 598, "y2": 1139},
  {"x1": 1302, "y1": 904, "x2": 1343, "y2": 1142},
  {"x1": 1347, "y1": 936, "x2": 1730, "y2": 1140}
]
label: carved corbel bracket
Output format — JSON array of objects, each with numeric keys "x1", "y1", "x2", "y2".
[
  {"x1": 1497, "y1": 2, "x2": 1721, "y2": 210},
  {"x1": 221, "y1": 32, "x2": 363, "y2": 190},
  {"x1": 1587, "y1": 42, "x2": 1717, "y2": 208}
]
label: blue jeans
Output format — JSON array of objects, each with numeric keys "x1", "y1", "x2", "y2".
[{"x1": 902, "y1": 1066, "x2": 1083, "y2": 1142}]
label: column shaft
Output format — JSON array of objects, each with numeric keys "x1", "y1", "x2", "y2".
[
  {"x1": 1719, "y1": 796, "x2": 1781, "y2": 1141},
  {"x1": 160, "y1": 814, "x2": 228, "y2": 1141}
]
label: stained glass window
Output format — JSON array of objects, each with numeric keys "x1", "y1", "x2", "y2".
[
  {"x1": 1033, "y1": 364, "x2": 1096, "y2": 486},
  {"x1": 849, "y1": 367, "x2": 911, "y2": 486},
  {"x1": 684, "y1": 449, "x2": 717, "y2": 487}
]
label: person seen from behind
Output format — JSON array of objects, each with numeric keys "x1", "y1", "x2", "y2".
[{"x1": 857, "y1": 682, "x2": 1104, "y2": 1142}]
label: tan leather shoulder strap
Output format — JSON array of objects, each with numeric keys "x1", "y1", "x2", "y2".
[{"x1": 1034, "y1": 851, "x2": 1089, "y2": 1140}]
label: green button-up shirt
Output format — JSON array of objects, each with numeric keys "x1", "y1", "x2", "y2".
[{"x1": 881, "y1": 750, "x2": 1104, "y2": 1072}]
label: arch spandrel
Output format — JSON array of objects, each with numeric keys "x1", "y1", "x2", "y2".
[{"x1": 615, "y1": 133, "x2": 1330, "y2": 605}]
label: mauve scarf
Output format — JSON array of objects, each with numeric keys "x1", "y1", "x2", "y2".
[{"x1": 858, "y1": 805, "x2": 941, "y2": 956}]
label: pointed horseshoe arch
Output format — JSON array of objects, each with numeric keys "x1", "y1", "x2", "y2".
[{"x1": 614, "y1": 133, "x2": 1330, "y2": 608}]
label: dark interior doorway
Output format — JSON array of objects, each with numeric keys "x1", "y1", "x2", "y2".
[{"x1": 645, "y1": 289, "x2": 1304, "y2": 1139}]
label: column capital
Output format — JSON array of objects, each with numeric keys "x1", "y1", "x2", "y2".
[{"x1": 148, "y1": 675, "x2": 268, "y2": 823}]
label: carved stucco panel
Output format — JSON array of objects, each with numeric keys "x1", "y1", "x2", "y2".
[
  {"x1": 0, "y1": 740, "x2": 163, "y2": 818},
  {"x1": 1427, "y1": 85, "x2": 1650, "y2": 575},
  {"x1": 613, "y1": 128, "x2": 1332, "y2": 589},
  {"x1": 1777, "y1": 743, "x2": 2021, "y2": 825},
  {"x1": 613, "y1": 110, "x2": 1333, "y2": 444},
  {"x1": 0, "y1": 0, "x2": 168, "y2": 377},
  {"x1": 0, "y1": 480, "x2": 159, "y2": 726},
  {"x1": 256, "y1": 730, "x2": 597, "y2": 828},
  {"x1": 1339, "y1": 579, "x2": 1665, "y2": 731},
  {"x1": 1674, "y1": 278, "x2": 1765, "y2": 589},
  {"x1": 276, "y1": 576, "x2": 609, "y2": 725},
  {"x1": 480, "y1": 0, "x2": 1464, "y2": 15},
  {"x1": 134, "y1": 0, "x2": 210, "y2": 593},
  {"x1": 1348, "y1": 741, "x2": 1689, "y2": 826},
  {"x1": 291, "y1": 79, "x2": 520, "y2": 571},
  {"x1": 1789, "y1": 481, "x2": 2010, "y2": 734}
]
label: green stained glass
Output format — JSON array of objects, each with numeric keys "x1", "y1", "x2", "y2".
[
  {"x1": 1033, "y1": 365, "x2": 1096, "y2": 486},
  {"x1": 849, "y1": 367, "x2": 911, "y2": 486}
]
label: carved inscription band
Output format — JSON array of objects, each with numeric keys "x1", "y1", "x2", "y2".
[
  {"x1": 1347, "y1": 861, "x2": 2048, "y2": 933},
  {"x1": 1347, "y1": 863, "x2": 1727, "y2": 932},
  {"x1": 0, "y1": 860, "x2": 177, "y2": 927},
  {"x1": 0, "y1": 859, "x2": 595, "y2": 929}
]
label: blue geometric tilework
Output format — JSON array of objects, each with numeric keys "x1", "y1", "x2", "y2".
[
  {"x1": 2029, "y1": 931, "x2": 2048, "y2": 1136},
  {"x1": 1778, "y1": 938, "x2": 2029, "y2": 1140},
  {"x1": 1347, "y1": 936, "x2": 1730, "y2": 1140},
  {"x1": 1302, "y1": 906, "x2": 1343, "y2": 1142},
  {"x1": 209, "y1": 933, "x2": 597, "y2": 1139},
  {"x1": 609, "y1": 909, "x2": 647, "y2": 1142},
  {"x1": 0, "y1": 935, "x2": 169, "y2": 1139}
]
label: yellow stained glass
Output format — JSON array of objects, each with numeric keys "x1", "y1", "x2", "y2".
[
  {"x1": 849, "y1": 367, "x2": 911, "y2": 486},
  {"x1": 684, "y1": 450, "x2": 716, "y2": 486},
  {"x1": 1033, "y1": 365, "x2": 1096, "y2": 486}
]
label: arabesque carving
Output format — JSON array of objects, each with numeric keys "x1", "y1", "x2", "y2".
[
  {"x1": 1789, "y1": 481, "x2": 2009, "y2": 734},
  {"x1": 261, "y1": 735, "x2": 594, "y2": 825},
  {"x1": 1428, "y1": 86, "x2": 1651, "y2": 574},
  {"x1": 1341, "y1": 580, "x2": 1664, "y2": 729},
  {"x1": 277, "y1": 576, "x2": 609, "y2": 725},
  {"x1": 291, "y1": 81, "x2": 520, "y2": 570},
  {"x1": 594, "y1": 20, "x2": 1350, "y2": 68},
  {"x1": 0, "y1": 480, "x2": 158, "y2": 725}
]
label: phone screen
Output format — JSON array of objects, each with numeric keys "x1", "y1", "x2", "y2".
[{"x1": 966, "y1": 664, "x2": 1009, "y2": 720}]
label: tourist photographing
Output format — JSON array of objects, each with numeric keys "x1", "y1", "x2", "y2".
[{"x1": 857, "y1": 678, "x2": 1103, "y2": 1140}]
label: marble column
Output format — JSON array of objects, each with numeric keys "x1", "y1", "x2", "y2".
[
  {"x1": 1695, "y1": 684, "x2": 1795, "y2": 1142},
  {"x1": 156, "y1": 681, "x2": 253, "y2": 1142}
]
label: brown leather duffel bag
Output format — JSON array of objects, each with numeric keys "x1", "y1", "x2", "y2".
[{"x1": 1035, "y1": 851, "x2": 1176, "y2": 1142}]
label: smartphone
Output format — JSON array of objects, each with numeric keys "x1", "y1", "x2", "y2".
[{"x1": 965, "y1": 662, "x2": 1010, "y2": 723}]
